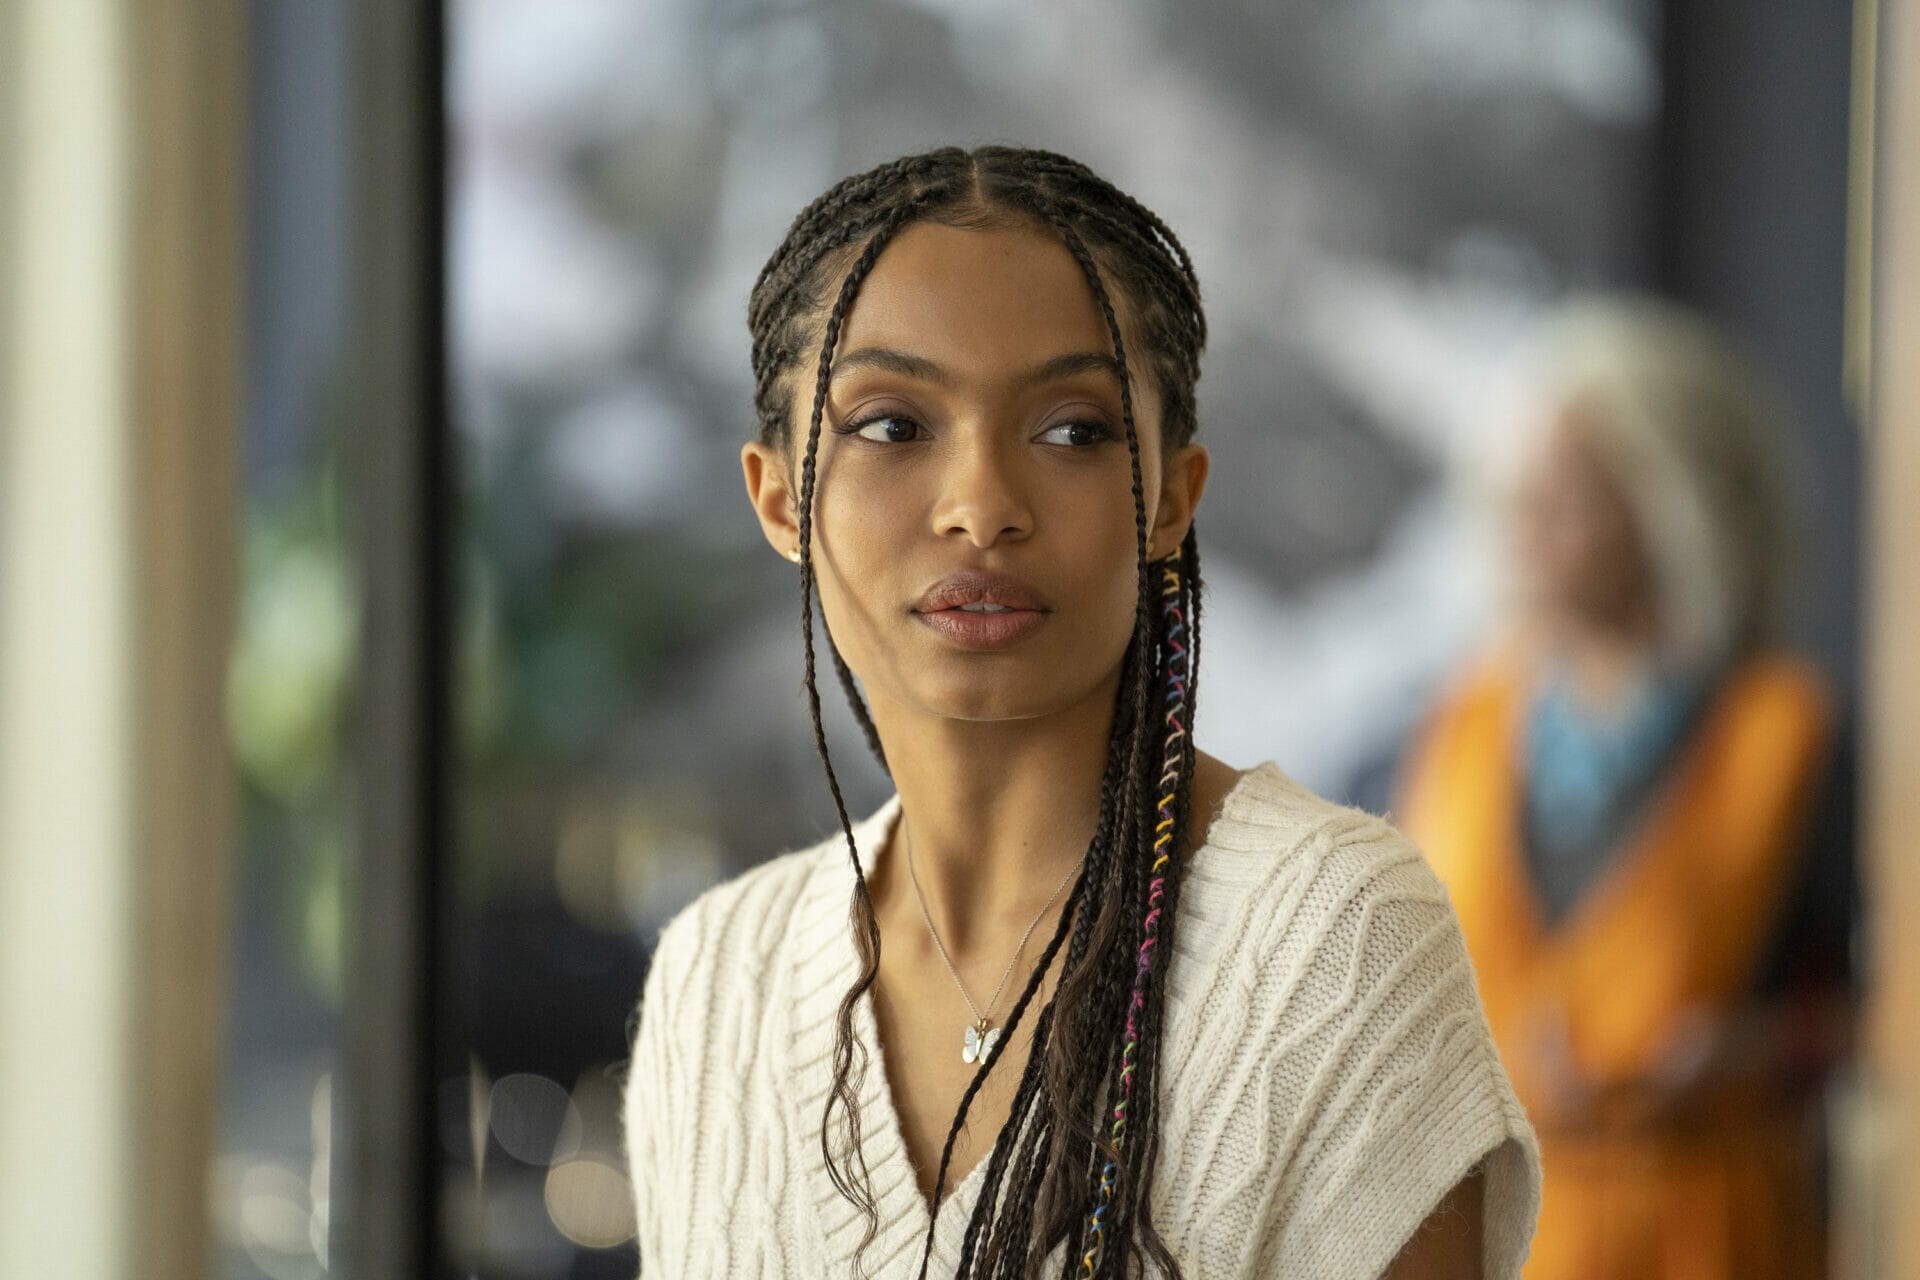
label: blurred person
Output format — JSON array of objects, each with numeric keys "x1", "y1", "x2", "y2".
[
  {"x1": 621, "y1": 146, "x2": 1543, "y2": 1277},
  {"x1": 1395, "y1": 295, "x2": 1844, "y2": 1280}
]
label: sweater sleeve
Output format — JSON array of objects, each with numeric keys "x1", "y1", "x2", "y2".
[
  {"x1": 1262, "y1": 819, "x2": 1542, "y2": 1279},
  {"x1": 620, "y1": 905, "x2": 699, "y2": 1277}
]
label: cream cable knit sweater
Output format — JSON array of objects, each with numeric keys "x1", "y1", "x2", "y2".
[{"x1": 622, "y1": 761, "x2": 1541, "y2": 1277}]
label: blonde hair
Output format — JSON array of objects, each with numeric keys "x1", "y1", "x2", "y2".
[{"x1": 1506, "y1": 294, "x2": 1797, "y2": 668}]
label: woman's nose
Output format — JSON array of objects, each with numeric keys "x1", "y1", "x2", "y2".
[{"x1": 930, "y1": 439, "x2": 1034, "y2": 548}]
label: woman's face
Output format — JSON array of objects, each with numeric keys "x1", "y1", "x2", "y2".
[
  {"x1": 742, "y1": 218, "x2": 1208, "y2": 726},
  {"x1": 1509, "y1": 404, "x2": 1655, "y2": 638}
]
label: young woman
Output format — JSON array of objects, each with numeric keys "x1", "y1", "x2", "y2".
[{"x1": 622, "y1": 145, "x2": 1541, "y2": 1278}]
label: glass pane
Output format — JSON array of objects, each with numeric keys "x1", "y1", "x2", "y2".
[
  {"x1": 443, "y1": 3, "x2": 1658, "y2": 1274},
  {"x1": 215, "y1": 3, "x2": 351, "y2": 1278}
]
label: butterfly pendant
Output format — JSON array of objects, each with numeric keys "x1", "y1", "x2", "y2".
[{"x1": 962, "y1": 1021, "x2": 1001, "y2": 1064}]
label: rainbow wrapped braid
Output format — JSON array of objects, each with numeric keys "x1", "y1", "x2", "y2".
[{"x1": 1081, "y1": 560, "x2": 1190, "y2": 1275}]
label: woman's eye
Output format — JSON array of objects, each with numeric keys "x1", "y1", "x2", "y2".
[
  {"x1": 847, "y1": 413, "x2": 922, "y2": 443},
  {"x1": 1039, "y1": 419, "x2": 1114, "y2": 447}
]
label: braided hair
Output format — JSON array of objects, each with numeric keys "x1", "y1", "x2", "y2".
[{"x1": 746, "y1": 145, "x2": 1209, "y2": 1278}]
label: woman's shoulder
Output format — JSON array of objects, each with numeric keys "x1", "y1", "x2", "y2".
[
  {"x1": 1189, "y1": 758, "x2": 1448, "y2": 911},
  {"x1": 1176, "y1": 760, "x2": 1471, "y2": 1036},
  {"x1": 1170, "y1": 763, "x2": 1542, "y2": 1278},
  {"x1": 642, "y1": 819, "x2": 855, "y2": 986}
]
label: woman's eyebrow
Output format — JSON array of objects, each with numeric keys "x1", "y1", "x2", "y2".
[{"x1": 829, "y1": 347, "x2": 1126, "y2": 390}]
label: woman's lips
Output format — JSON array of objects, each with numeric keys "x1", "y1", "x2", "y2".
[
  {"x1": 915, "y1": 606, "x2": 1048, "y2": 650},
  {"x1": 911, "y1": 568, "x2": 1051, "y2": 650}
]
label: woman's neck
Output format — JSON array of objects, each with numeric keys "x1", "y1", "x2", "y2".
[
  {"x1": 1529, "y1": 609, "x2": 1661, "y2": 714},
  {"x1": 866, "y1": 690, "x2": 1114, "y2": 955}
]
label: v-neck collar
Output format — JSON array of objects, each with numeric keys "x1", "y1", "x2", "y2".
[
  {"x1": 786, "y1": 792, "x2": 996, "y2": 1274},
  {"x1": 781, "y1": 763, "x2": 1292, "y2": 1273}
]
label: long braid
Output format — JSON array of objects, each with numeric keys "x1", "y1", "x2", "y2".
[
  {"x1": 1024, "y1": 203, "x2": 1185, "y2": 1277},
  {"x1": 798, "y1": 190, "x2": 945, "y2": 1273},
  {"x1": 1124, "y1": 529, "x2": 1204, "y2": 1263},
  {"x1": 1081, "y1": 556, "x2": 1198, "y2": 1276},
  {"x1": 746, "y1": 145, "x2": 1209, "y2": 1278},
  {"x1": 1080, "y1": 566, "x2": 1186, "y2": 1271},
  {"x1": 826, "y1": 632, "x2": 889, "y2": 773},
  {"x1": 960, "y1": 642, "x2": 1146, "y2": 1276},
  {"x1": 970, "y1": 626, "x2": 1161, "y2": 1279},
  {"x1": 943, "y1": 704, "x2": 1135, "y2": 1277}
]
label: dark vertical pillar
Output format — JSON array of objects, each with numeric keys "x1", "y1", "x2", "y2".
[
  {"x1": 337, "y1": 2, "x2": 449, "y2": 1277},
  {"x1": 1652, "y1": 0, "x2": 1861, "y2": 696}
]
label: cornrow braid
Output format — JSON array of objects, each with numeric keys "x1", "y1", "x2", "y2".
[
  {"x1": 1016, "y1": 154, "x2": 1204, "y2": 318},
  {"x1": 745, "y1": 145, "x2": 1210, "y2": 1279}
]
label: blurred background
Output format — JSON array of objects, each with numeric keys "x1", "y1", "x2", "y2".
[{"x1": 1, "y1": 1, "x2": 1916, "y2": 1278}]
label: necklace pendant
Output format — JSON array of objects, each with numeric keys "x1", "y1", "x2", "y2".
[{"x1": 962, "y1": 1019, "x2": 1001, "y2": 1064}]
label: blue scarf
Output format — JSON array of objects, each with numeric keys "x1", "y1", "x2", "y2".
[{"x1": 1520, "y1": 654, "x2": 1720, "y2": 925}]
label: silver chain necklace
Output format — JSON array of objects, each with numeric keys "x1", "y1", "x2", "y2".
[{"x1": 902, "y1": 824, "x2": 1082, "y2": 1064}]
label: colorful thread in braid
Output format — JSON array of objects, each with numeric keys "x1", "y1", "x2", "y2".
[{"x1": 1080, "y1": 559, "x2": 1190, "y2": 1274}]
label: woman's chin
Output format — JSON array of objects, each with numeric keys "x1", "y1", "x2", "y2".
[{"x1": 899, "y1": 675, "x2": 1079, "y2": 726}]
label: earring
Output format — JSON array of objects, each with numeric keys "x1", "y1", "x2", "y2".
[{"x1": 785, "y1": 547, "x2": 802, "y2": 563}]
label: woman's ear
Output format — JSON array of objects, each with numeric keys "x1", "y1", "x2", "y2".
[
  {"x1": 741, "y1": 439, "x2": 803, "y2": 562},
  {"x1": 1149, "y1": 441, "x2": 1210, "y2": 559}
]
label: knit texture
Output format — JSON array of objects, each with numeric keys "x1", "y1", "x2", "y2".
[{"x1": 621, "y1": 760, "x2": 1542, "y2": 1277}]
